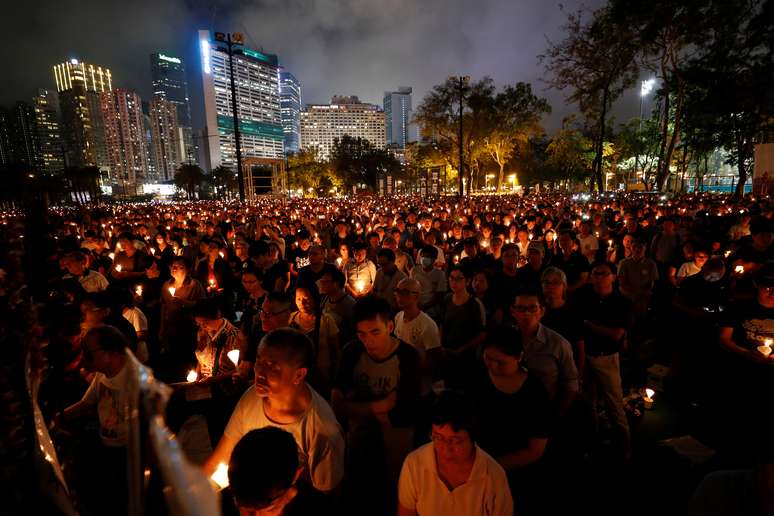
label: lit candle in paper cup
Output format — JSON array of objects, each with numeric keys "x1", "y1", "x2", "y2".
[
  {"x1": 355, "y1": 280, "x2": 366, "y2": 293},
  {"x1": 186, "y1": 370, "x2": 198, "y2": 383},
  {"x1": 336, "y1": 257, "x2": 342, "y2": 267},
  {"x1": 643, "y1": 388, "x2": 655, "y2": 409},
  {"x1": 211, "y1": 462, "x2": 229, "y2": 489},
  {"x1": 219, "y1": 251, "x2": 225, "y2": 258},
  {"x1": 150, "y1": 247, "x2": 156, "y2": 255},
  {"x1": 758, "y1": 338, "x2": 773, "y2": 357},
  {"x1": 168, "y1": 287, "x2": 176, "y2": 297},
  {"x1": 528, "y1": 233, "x2": 533, "y2": 241},
  {"x1": 135, "y1": 285, "x2": 143, "y2": 297},
  {"x1": 209, "y1": 277, "x2": 217, "y2": 289},
  {"x1": 734, "y1": 265, "x2": 745, "y2": 275},
  {"x1": 227, "y1": 349, "x2": 240, "y2": 367},
  {"x1": 115, "y1": 264, "x2": 123, "y2": 272},
  {"x1": 108, "y1": 252, "x2": 115, "y2": 261}
]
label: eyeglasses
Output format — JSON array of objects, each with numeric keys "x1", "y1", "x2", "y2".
[
  {"x1": 449, "y1": 275, "x2": 466, "y2": 282},
  {"x1": 591, "y1": 270, "x2": 612, "y2": 277},
  {"x1": 394, "y1": 288, "x2": 419, "y2": 296},
  {"x1": 429, "y1": 433, "x2": 468, "y2": 448},
  {"x1": 259, "y1": 307, "x2": 289, "y2": 318},
  {"x1": 512, "y1": 304, "x2": 541, "y2": 313}
]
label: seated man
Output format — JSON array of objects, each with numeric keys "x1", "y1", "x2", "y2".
[
  {"x1": 398, "y1": 390, "x2": 513, "y2": 516},
  {"x1": 332, "y1": 296, "x2": 421, "y2": 512},
  {"x1": 226, "y1": 427, "x2": 332, "y2": 516},
  {"x1": 409, "y1": 245, "x2": 447, "y2": 320},
  {"x1": 372, "y1": 248, "x2": 407, "y2": 313},
  {"x1": 205, "y1": 328, "x2": 345, "y2": 495}
]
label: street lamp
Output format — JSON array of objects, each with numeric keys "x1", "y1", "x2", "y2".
[{"x1": 632, "y1": 78, "x2": 657, "y2": 189}]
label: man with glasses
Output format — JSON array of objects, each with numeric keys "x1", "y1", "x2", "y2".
[
  {"x1": 511, "y1": 290, "x2": 579, "y2": 416},
  {"x1": 394, "y1": 278, "x2": 441, "y2": 395},
  {"x1": 205, "y1": 328, "x2": 345, "y2": 495},
  {"x1": 570, "y1": 261, "x2": 633, "y2": 460}
]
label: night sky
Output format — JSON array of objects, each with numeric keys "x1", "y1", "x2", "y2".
[{"x1": 2, "y1": 0, "x2": 648, "y2": 134}]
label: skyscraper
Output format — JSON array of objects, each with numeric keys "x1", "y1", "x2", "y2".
[
  {"x1": 149, "y1": 97, "x2": 182, "y2": 182},
  {"x1": 150, "y1": 53, "x2": 195, "y2": 163},
  {"x1": 0, "y1": 103, "x2": 40, "y2": 169},
  {"x1": 101, "y1": 89, "x2": 148, "y2": 194},
  {"x1": 300, "y1": 96, "x2": 386, "y2": 160},
  {"x1": 33, "y1": 89, "x2": 64, "y2": 174},
  {"x1": 53, "y1": 59, "x2": 112, "y2": 168},
  {"x1": 199, "y1": 30, "x2": 284, "y2": 171},
  {"x1": 384, "y1": 87, "x2": 416, "y2": 149},
  {"x1": 279, "y1": 71, "x2": 301, "y2": 154}
]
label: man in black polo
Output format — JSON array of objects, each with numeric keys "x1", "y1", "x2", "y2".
[{"x1": 570, "y1": 260, "x2": 633, "y2": 460}]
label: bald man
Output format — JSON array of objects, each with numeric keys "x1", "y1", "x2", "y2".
[{"x1": 393, "y1": 278, "x2": 441, "y2": 394}]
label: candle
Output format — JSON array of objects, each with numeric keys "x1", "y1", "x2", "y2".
[
  {"x1": 453, "y1": 255, "x2": 460, "y2": 264},
  {"x1": 186, "y1": 370, "x2": 198, "y2": 383},
  {"x1": 528, "y1": 233, "x2": 533, "y2": 241},
  {"x1": 116, "y1": 242, "x2": 123, "y2": 251},
  {"x1": 724, "y1": 250, "x2": 731, "y2": 258},
  {"x1": 115, "y1": 264, "x2": 123, "y2": 272},
  {"x1": 643, "y1": 388, "x2": 655, "y2": 409},
  {"x1": 168, "y1": 287, "x2": 176, "y2": 297},
  {"x1": 608, "y1": 240, "x2": 613, "y2": 247},
  {"x1": 209, "y1": 278, "x2": 217, "y2": 289},
  {"x1": 758, "y1": 338, "x2": 773, "y2": 357},
  {"x1": 219, "y1": 251, "x2": 225, "y2": 259},
  {"x1": 210, "y1": 462, "x2": 229, "y2": 489},
  {"x1": 734, "y1": 265, "x2": 745, "y2": 275},
  {"x1": 108, "y1": 252, "x2": 115, "y2": 261},
  {"x1": 336, "y1": 257, "x2": 342, "y2": 267},
  {"x1": 135, "y1": 285, "x2": 143, "y2": 297},
  {"x1": 355, "y1": 280, "x2": 366, "y2": 293},
  {"x1": 227, "y1": 349, "x2": 240, "y2": 367}
]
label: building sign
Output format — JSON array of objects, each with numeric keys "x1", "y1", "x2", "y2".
[{"x1": 217, "y1": 115, "x2": 284, "y2": 141}]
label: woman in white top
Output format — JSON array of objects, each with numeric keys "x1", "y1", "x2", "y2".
[
  {"x1": 675, "y1": 247, "x2": 709, "y2": 286},
  {"x1": 398, "y1": 390, "x2": 513, "y2": 516}
]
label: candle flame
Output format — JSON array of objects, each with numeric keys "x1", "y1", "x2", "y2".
[
  {"x1": 186, "y1": 370, "x2": 198, "y2": 383},
  {"x1": 645, "y1": 388, "x2": 655, "y2": 399},
  {"x1": 108, "y1": 253, "x2": 115, "y2": 260},
  {"x1": 211, "y1": 462, "x2": 229, "y2": 489},
  {"x1": 168, "y1": 287, "x2": 176, "y2": 297},
  {"x1": 355, "y1": 280, "x2": 365, "y2": 293},
  {"x1": 227, "y1": 349, "x2": 240, "y2": 367},
  {"x1": 135, "y1": 285, "x2": 143, "y2": 297},
  {"x1": 735, "y1": 265, "x2": 744, "y2": 274},
  {"x1": 115, "y1": 264, "x2": 123, "y2": 272}
]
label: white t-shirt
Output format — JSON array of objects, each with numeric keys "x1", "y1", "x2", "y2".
[
  {"x1": 82, "y1": 363, "x2": 130, "y2": 447},
  {"x1": 394, "y1": 311, "x2": 441, "y2": 394},
  {"x1": 122, "y1": 307, "x2": 148, "y2": 334},
  {"x1": 398, "y1": 442, "x2": 513, "y2": 516},
  {"x1": 223, "y1": 384, "x2": 345, "y2": 492},
  {"x1": 64, "y1": 270, "x2": 109, "y2": 293},
  {"x1": 677, "y1": 261, "x2": 702, "y2": 279}
]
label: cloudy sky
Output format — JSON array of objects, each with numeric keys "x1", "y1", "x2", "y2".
[{"x1": 2, "y1": 0, "x2": 647, "y2": 133}]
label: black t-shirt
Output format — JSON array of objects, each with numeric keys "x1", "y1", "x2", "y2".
[
  {"x1": 514, "y1": 265, "x2": 545, "y2": 293},
  {"x1": 334, "y1": 339, "x2": 420, "y2": 428},
  {"x1": 542, "y1": 304, "x2": 584, "y2": 354},
  {"x1": 440, "y1": 294, "x2": 485, "y2": 351},
  {"x1": 570, "y1": 285, "x2": 633, "y2": 355},
  {"x1": 721, "y1": 300, "x2": 774, "y2": 351},
  {"x1": 473, "y1": 368, "x2": 553, "y2": 459},
  {"x1": 493, "y1": 268, "x2": 522, "y2": 307},
  {"x1": 549, "y1": 250, "x2": 590, "y2": 286},
  {"x1": 264, "y1": 260, "x2": 290, "y2": 292},
  {"x1": 288, "y1": 247, "x2": 311, "y2": 272},
  {"x1": 296, "y1": 263, "x2": 337, "y2": 298},
  {"x1": 221, "y1": 480, "x2": 333, "y2": 516}
]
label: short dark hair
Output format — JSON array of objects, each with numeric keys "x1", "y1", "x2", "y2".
[
  {"x1": 259, "y1": 327, "x2": 313, "y2": 369},
  {"x1": 82, "y1": 325, "x2": 129, "y2": 354},
  {"x1": 241, "y1": 265, "x2": 264, "y2": 280},
  {"x1": 170, "y1": 255, "x2": 191, "y2": 270},
  {"x1": 192, "y1": 297, "x2": 221, "y2": 320},
  {"x1": 229, "y1": 427, "x2": 299, "y2": 510},
  {"x1": 353, "y1": 295, "x2": 392, "y2": 325},
  {"x1": 353, "y1": 241, "x2": 368, "y2": 252},
  {"x1": 430, "y1": 390, "x2": 477, "y2": 440},
  {"x1": 590, "y1": 260, "x2": 616, "y2": 274},
  {"x1": 377, "y1": 248, "x2": 396, "y2": 262},
  {"x1": 482, "y1": 325, "x2": 524, "y2": 357},
  {"x1": 323, "y1": 267, "x2": 346, "y2": 289},
  {"x1": 420, "y1": 245, "x2": 438, "y2": 261},
  {"x1": 266, "y1": 291, "x2": 292, "y2": 312},
  {"x1": 249, "y1": 240, "x2": 270, "y2": 258},
  {"x1": 513, "y1": 288, "x2": 545, "y2": 307}
]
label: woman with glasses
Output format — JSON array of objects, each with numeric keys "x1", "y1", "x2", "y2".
[
  {"x1": 473, "y1": 326, "x2": 553, "y2": 515},
  {"x1": 439, "y1": 266, "x2": 486, "y2": 390},
  {"x1": 397, "y1": 390, "x2": 513, "y2": 516},
  {"x1": 289, "y1": 286, "x2": 339, "y2": 396}
]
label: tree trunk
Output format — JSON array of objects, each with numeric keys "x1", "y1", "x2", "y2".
[
  {"x1": 591, "y1": 86, "x2": 609, "y2": 192},
  {"x1": 496, "y1": 159, "x2": 504, "y2": 192},
  {"x1": 734, "y1": 127, "x2": 748, "y2": 198},
  {"x1": 657, "y1": 84, "x2": 684, "y2": 191}
]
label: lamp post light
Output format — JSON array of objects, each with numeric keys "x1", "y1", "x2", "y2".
[
  {"x1": 214, "y1": 32, "x2": 246, "y2": 202},
  {"x1": 632, "y1": 78, "x2": 656, "y2": 189}
]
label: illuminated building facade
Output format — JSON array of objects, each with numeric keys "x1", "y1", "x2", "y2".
[
  {"x1": 33, "y1": 89, "x2": 64, "y2": 173},
  {"x1": 384, "y1": 87, "x2": 416, "y2": 149},
  {"x1": 279, "y1": 71, "x2": 301, "y2": 154},
  {"x1": 300, "y1": 96, "x2": 386, "y2": 161},
  {"x1": 100, "y1": 88, "x2": 148, "y2": 193},
  {"x1": 198, "y1": 30, "x2": 284, "y2": 171},
  {"x1": 150, "y1": 53, "x2": 195, "y2": 163}
]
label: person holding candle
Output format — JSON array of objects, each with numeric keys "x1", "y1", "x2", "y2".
[
  {"x1": 289, "y1": 287, "x2": 339, "y2": 397},
  {"x1": 204, "y1": 328, "x2": 345, "y2": 496},
  {"x1": 318, "y1": 268, "x2": 356, "y2": 345},
  {"x1": 674, "y1": 246, "x2": 710, "y2": 286},
  {"x1": 397, "y1": 390, "x2": 513, "y2": 516},
  {"x1": 549, "y1": 230, "x2": 590, "y2": 293},
  {"x1": 110, "y1": 232, "x2": 150, "y2": 289},
  {"x1": 410, "y1": 245, "x2": 448, "y2": 320},
  {"x1": 344, "y1": 242, "x2": 376, "y2": 298},
  {"x1": 160, "y1": 256, "x2": 206, "y2": 381},
  {"x1": 372, "y1": 248, "x2": 407, "y2": 314},
  {"x1": 61, "y1": 251, "x2": 109, "y2": 293},
  {"x1": 296, "y1": 245, "x2": 337, "y2": 300}
]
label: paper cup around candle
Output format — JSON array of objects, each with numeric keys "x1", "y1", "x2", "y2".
[
  {"x1": 211, "y1": 462, "x2": 229, "y2": 489},
  {"x1": 186, "y1": 370, "x2": 198, "y2": 383},
  {"x1": 109, "y1": 253, "x2": 115, "y2": 260},
  {"x1": 115, "y1": 264, "x2": 123, "y2": 272},
  {"x1": 355, "y1": 280, "x2": 365, "y2": 293},
  {"x1": 135, "y1": 285, "x2": 143, "y2": 297},
  {"x1": 168, "y1": 287, "x2": 176, "y2": 297},
  {"x1": 758, "y1": 346, "x2": 772, "y2": 357},
  {"x1": 227, "y1": 349, "x2": 240, "y2": 367},
  {"x1": 735, "y1": 265, "x2": 745, "y2": 274}
]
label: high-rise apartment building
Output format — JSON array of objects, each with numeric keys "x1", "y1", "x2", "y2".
[
  {"x1": 384, "y1": 87, "x2": 416, "y2": 149},
  {"x1": 300, "y1": 96, "x2": 386, "y2": 160},
  {"x1": 199, "y1": 30, "x2": 284, "y2": 171},
  {"x1": 53, "y1": 59, "x2": 112, "y2": 168},
  {"x1": 100, "y1": 89, "x2": 148, "y2": 193},
  {"x1": 279, "y1": 71, "x2": 301, "y2": 154},
  {"x1": 150, "y1": 53, "x2": 195, "y2": 164},
  {"x1": 33, "y1": 89, "x2": 64, "y2": 174},
  {"x1": 149, "y1": 97, "x2": 182, "y2": 182}
]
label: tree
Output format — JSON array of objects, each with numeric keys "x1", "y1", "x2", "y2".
[
  {"x1": 174, "y1": 164, "x2": 206, "y2": 200},
  {"x1": 329, "y1": 135, "x2": 403, "y2": 192},
  {"x1": 544, "y1": 121, "x2": 595, "y2": 188},
  {"x1": 208, "y1": 166, "x2": 238, "y2": 200},
  {"x1": 414, "y1": 77, "x2": 496, "y2": 194},
  {"x1": 541, "y1": 6, "x2": 639, "y2": 192},
  {"x1": 482, "y1": 83, "x2": 552, "y2": 191},
  {"x1": 287, "y1": 148, "x2": 331, "y2": 195}
]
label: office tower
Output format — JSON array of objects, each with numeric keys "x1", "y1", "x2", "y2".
[
  {"x1": 149, "y1": 97, "x2": 182, "y2": 182},
  {"x1": 100, "y1": 88, "x2": 148, "y2": 193},
  {"x1": 33, "y1": 89, "x2": 64, "y2": 174},
  {"x1": 300, "y1": 96, "x2": 386, "y2": 161},
  {"x1": 279, "y1": 71, "x2": 301, "y2": 154},
  {"x1": 0, "y1": 102, "x2": 41, "y2": 169},
  {"x1": 384, "y1": 87, "x2": 416, "y2": 149},
  {"x1": 199, "y1": 30, "x2": 284, "y2": 171},
  {"x1": 53, "y1": 59, "x2": 112, "y2": 168},
  {"x1": 150, "y1": 52, "x2": 196, "y2": 163}
]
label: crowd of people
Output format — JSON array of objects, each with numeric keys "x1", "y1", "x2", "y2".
[{"x1": 1, "y1": 191, "x2": 773, "y2": 516}]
